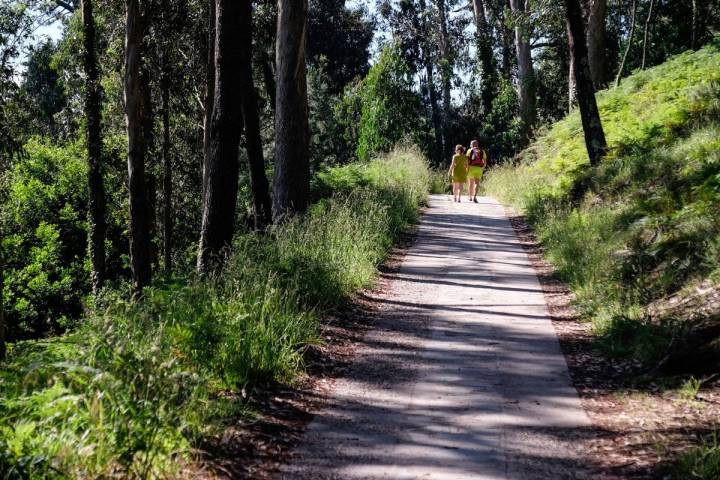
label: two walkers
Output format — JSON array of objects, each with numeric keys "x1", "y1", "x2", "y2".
[{"x1": 448, "y1": 139, "x2": 488, "y2": 203}]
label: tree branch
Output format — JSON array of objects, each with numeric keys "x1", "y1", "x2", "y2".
[{"x1": 55, "y1": 0, "x2": 75, "y2": 13}]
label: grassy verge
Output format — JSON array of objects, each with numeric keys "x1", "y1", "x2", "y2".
[
  {"x1": 483, "y1": 41, "x2": 720, "y2": 364},
  {"x1": 483, "y1": 40, "x2": 720, "y2": 479},
  {"x1": 0, "y1": 148, "x2": 429, "y2": 478}
]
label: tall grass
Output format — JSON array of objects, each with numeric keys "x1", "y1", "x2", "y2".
[
  {"x1": 482, "y1": 42, "x2": 720, "y2": 363},
  {"x1": 0, "y1": 148, "x2": 429, "y2": 478}
]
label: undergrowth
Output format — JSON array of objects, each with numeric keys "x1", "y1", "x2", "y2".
[
  {"x1": 483, "y1": 41, "x2": 720, "y2": 365},
  {"x1": 0, "y1": 148, "x2": 429, "y2": 478},
  {"x1": 483, "y1": 40, "x2": 720, "y2": 480}
]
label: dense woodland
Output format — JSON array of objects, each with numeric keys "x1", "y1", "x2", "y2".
[
  {"x1": 1, "y1": 0, "x2": 718, "y2": 345},
  {"x1": 1, "y1": 0, "x2": 719, "y2": 477}
]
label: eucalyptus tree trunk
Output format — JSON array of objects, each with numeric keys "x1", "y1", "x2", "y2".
[
  {"x1": 569, "y1": 53, "x2": 577, "y2": 110},
  {"x1": 615, "y1": 0, "x2": 637, "y2": 86},
  {"x1": 436, "y1": 0, "x2": 451, "y2": 160},
  {"x1": 202, "y1": 0, "x2": 215, "y2": 196},
  {"x1": 641, "y1": 0, "x2": 655, "y2": 70},
  {"x1": 140, "y1": 68, "x2": 158, "y2": 271},
  {"x1": 585, "y1": 0, "x2": 608, "y2": 88},
  {"x1": 197, "y1": 0, "x2": 244, "y2": 272},
  {"x1": 272, "y1": 0, "x2": 310, "y2": 220},
  {"x1": 0, "y1": 233, "x2": 5, "y2": 361},
  {"x1": 125, "y1": 0, "x2": 152, "y2": 290},
  {"x1": 161, "y1": 51, "x2": 172, "y2": 274},
  {"x1": 239, "y1": 1, "x2": 272, "y2": 230},
  {"x1": 567, "y1": 0, "x2": 607, "y2": 167},
  {"x1": 692, "y1": 0, "x2": 699, "y2": 49},
  {"x1": 82, "y1": 0, "x2": 106, "y2": 295},
  {"x1": 418, "y1": 0, "x2": 442, "y2": 164},
  {"x1": 425, "y1": 62, "x2": 443, "y2": 164},
  {"x1": 486, "y1": 0, "x2": 512, "y2": 79},
  {"x1": 473, "y1": 0, "x2": 498, "y2": 113},
  {"x1": 260, "y1": 49, "x2": 276, "y2": 112},
  {"x1": 509, "y1": 0, "x2": 536, "y2": 143},
  {"x1": 499, "y1": 2, "x2": 512, "y2": 79}
]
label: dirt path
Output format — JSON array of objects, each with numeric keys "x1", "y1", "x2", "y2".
[{"x1": 278, "y1": 195, "x2": 593, "y2": 479}]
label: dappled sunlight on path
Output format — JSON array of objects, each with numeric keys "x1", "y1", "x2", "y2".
[{"x1": 279, "y1": 195, "x2": 592, "y2": 479}]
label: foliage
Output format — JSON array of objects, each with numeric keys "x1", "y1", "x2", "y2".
[
  {"x1": 675, "y1": 434, "x2": 720, "y2": 480},
  {"x1": 2, "y1": 139, "x2": 89, "y2": 339},
  {"x1": 22, "y1": 40, "x2": 67, "y2": 139},
  {"x1": 307, "y1": 0, "x2": 374, "y2": 94},
  {"x1": 1, "y1": 138, "x2": 126, "y2": 340},
  {"x1": 0, "y1": 148, "x2": 429, "y2": 478},
  {"x1": 483, "y1": 42, "x2": 720, "y2": 363},
  {"x1": 355, "y1": 42, "x2": 427, "y2": 162}
]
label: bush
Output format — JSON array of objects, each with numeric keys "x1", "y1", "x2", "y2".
[
  {"x1": 0, "y1": 148, "x2": 429, "y2": 478},
  {"x1": 354, "y1": 43, "x2": 427, "y2": 162},
  {"x1": 675, "y1": 435, "x2": 720, "y2": 479},
  {"x1": 1, "y1": 137, "x2": 127, "y2": 341}
]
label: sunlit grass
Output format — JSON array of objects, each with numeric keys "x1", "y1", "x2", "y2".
[{"x1": 0, "y1": 147, "x2": 430, "y2": 478}]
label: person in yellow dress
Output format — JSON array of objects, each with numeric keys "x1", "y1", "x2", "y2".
[
  {"x1": 448, "y1": 145, "x2": 468, "y2": 202},
  {"x1": 466, "y1": 139, "x2": 487, "y2": 203}
]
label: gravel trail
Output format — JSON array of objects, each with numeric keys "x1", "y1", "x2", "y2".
[{"x1": 278, "y1": 195, "x2": 592, "y2": 480}]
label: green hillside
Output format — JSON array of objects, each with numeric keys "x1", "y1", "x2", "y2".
[{"x1": 484, "y1": 41, "x2": 720, "y2": 365}]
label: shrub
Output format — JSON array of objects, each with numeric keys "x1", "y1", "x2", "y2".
[
  {"x1": 355, "y1": 43, "x2": 427, "y2": 162},
  {"x1": 0, "y1": 147, "x2": 430, "y2": 478}
]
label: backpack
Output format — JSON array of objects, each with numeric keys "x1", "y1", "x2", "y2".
[{"x1": 469, "y1": 148, "x2": 487, "y2": 168}]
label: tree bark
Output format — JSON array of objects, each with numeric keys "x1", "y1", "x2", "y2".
[
  {"x1": 0, "y1": 230, "x2": 5, "y2": 361},
  {"x1": 510, "y1": 0, "x2": 536, "y2": 143},
  {"x1": 239, "y1": 1, "x2": 272, "y2": 230},
  {"x1": 569, "y1": 52, "x2": 577, "y2": 110},
  {"x1": 585, "y1": 0, "x2": 608, "y2": 89},
  {"x1": 615, "y1": 0, "x2": 636, "y2": 86},
  {"x1": 197, "y1": 0, "x2": 244, "y2": 273},
  {"x1": 473, "y1": 0, "x2": 498, "y2": 113},
  {"x1": 486, "y1": 0, "x2": 512, "y2": 79},
  {"x1": 692, "y1": 0, "x2": 698, "y2": 50},
  {"x1": 260, "y1": 49, "x2": 276, "y2": 112},
  {"x1": 202, "y1": 0, "x2": 215, "y2": 196},
  {"x1": 161, "y1": 48, "x2": 172, "y2": 274},
  {"x1": 566, "y1": 0, "x2": 607, "y2": 167},
  {"x1": 272, "y1": 0, "x2": 310, "y2": 219},
  {"x1": 125, "y1": 0, "x2": 152, "y2": 290},
  {"x1": 499, "y1": 2, "x2": 512, "y2": 79},
  {"x1": 418, "y1": 0, "x2": 442, "y2": 165},
  {"x1": 640, "y1": 0, "x2": 654, "y2": 70},
  {"x1": 82, "y1": 0, "x2": 106, "y2": 295},
  {"x1": 436, "y1": 0, "x2": 451, "y2": 160},
  {"x1": 140, "y1": 67, "x2": 158, "y2": 271}
]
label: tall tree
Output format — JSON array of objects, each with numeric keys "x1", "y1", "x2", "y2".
[
  {"x1": 82, "y1": 0, "x2": 106, "y2": 295},
  {"x1": 640, "y1": 0, "x2": 655, "y2": 70},
  {"x1": 202, "y1": 0, "x2": 215, "y2": 196},
  {"x1": 585, "y1": 0, "x2": 608, "y2": 88},
  {"x1": 239, "y1": 0, "x2": 272, "y2": 230},
  {"x1": 509, "y1": 0, "x2": 536, "y2": 142},
  {"x1": 472, "y1": 0, "x2": 498, "y2": 113},
  {"x1": 418, "y1": 0, "x2": 443, "y2": 165},
  {"x1": 160, "y1": 2, "x2": 172, "y2": 274},
  {"x1": 569, "y1": 0, "x2": 607, "y2": 108},
  {"x1": 197, "y1": 0, "x2": 244, "y2": 272},
  {"x1": 436, "y1": 0, "x2": 451, "y2": 159},
  {"x1": 566, "y1": 0, "x2": 607, "y2": 166},
  {"x1": 0, "y1": 234, "x2": 4, "y2": 360},
  {"x1": 273, "y1": 0, "x2": 310, "y2": 219},
  {"x1": 307, "y1": 0, "x2": 374, "y2": 93},
  {"x1": 692, "y1": 0, "x2": 699, "y2": 49},
  {"x1": 615, "y1": 0, "x2": 637, "y2": 86},
  {"x1": 125, "y1": 0, "x2": 152, "y2": 290}
]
